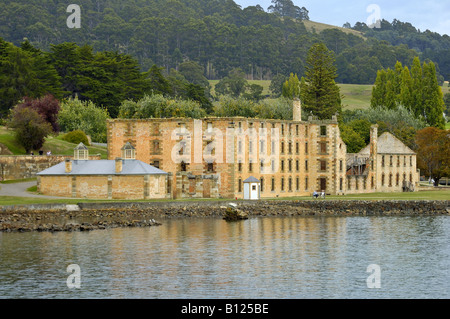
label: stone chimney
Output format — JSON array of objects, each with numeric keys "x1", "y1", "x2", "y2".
[
  {"x1": 115, "y1": 157, "x2": 123, "y2": 173},
  {"x1": 65, "y1": 159, "x2": 72, "y2": 173},
  {"x1": 369, "y1": 124, "x2": 378, "y2": 171},
  {"x1": 293, "y1": 98, "x2": 302, "y2": 121}
]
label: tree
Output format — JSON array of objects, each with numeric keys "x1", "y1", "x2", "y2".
[
  {"x1": 57, "y1": 97, "x2": 110, "y2": 143},
  {"x1": 281, "y1": 73, "x2": 301, "y2": 99},
  {"x1": 415, "y1": 127, "x2": 450, "y2": 186},
  {"x1": 443, "y1": 93, "x2": 450, "y2": 117},
  {"x1": 145, "y1": 64, "x2": 173, "y2": 96},
  {"x1": 267, "y1": 0, "x2": 309, "y2": 20},
  {"x1": 8, "y1": 106, "x2": 52, "y2": 154},
  {"x1": 300, "y1": 43, "x2": 342, "y2": 120},
  {"x1": 215, "y1": 68, "x2": 248, "y2": 98},
  {"x1": 421, "y1": 61, "x2": 445, "y2": 129},
  {"x1": 15, "y1": 94, "x2": 60, "y2": 132},
  {"x1": 269, "y1": 74, "x2": 287, "y2": 97}
]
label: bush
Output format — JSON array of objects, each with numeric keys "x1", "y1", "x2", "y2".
[{"x1": 62, "y1": 130, "x2": 90, "y2": 146}]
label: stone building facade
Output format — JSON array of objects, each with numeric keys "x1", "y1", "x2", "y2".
[
  {"x1": 107, "y1": 100, "x2": 351, "y2": 199},
  {"x1": 37, "y1": 143, "x2": 168, "y2": 200},
  {"x1": 346, "y1": 125, "x2": 419, "y2": 194}
]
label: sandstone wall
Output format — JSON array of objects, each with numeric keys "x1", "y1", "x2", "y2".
[{"x1": 0, "y1": 155, "x2": 101, "y2": 181}]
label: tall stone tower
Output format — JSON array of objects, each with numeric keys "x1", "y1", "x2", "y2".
[{"x1": 293, "y1": 98, "x2": 302, "y2": 121}]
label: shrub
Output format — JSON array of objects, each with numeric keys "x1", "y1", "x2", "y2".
[{"x1": 62, "y1": 130, "x2": 90, "y2": 146}]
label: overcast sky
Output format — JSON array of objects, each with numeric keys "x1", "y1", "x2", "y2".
[{"x1": 234, "y1": 0, "x2": 450, "y2": 36}]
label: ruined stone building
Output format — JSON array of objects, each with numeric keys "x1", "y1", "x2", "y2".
[
  {"x1": 107, "y1": 99, "x2": 352, "y2": 199},
  {"x1": 346, "y1": 125, "x2": 419, "y2": 194}
]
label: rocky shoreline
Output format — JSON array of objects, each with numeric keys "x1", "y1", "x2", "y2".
[{"x1": 1, "y1": 200, "x2": 449, "y2": 232}]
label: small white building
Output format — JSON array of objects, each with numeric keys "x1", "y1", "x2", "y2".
[{"x1": 243, "y1": 176, "x2": 260, "y2": 200}]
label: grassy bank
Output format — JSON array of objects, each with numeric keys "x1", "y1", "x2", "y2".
[{"x1": 0, "y1": 189, "x2": 448, "y2": 207}]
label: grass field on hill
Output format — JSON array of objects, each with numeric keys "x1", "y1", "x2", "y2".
[
  {"x1": 0, "y1": 126, "x2": 108, "y2": 158},
  {"x1": 210, "y1": 80, "x2": 450, "y2": 112}
]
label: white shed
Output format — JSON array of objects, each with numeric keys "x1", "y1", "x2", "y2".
[{"x1": 243, "y1": 176, "x2": 261, "y2": 200}]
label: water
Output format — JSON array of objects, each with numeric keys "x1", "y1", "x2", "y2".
[{"x1": 0, "y1": 216, "x2": 449, "y2": 299}]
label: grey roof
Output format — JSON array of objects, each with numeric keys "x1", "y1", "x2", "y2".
[
  {"x1": 37, "y1": 159, "x2": 168, "y2": 176},
  {"x1": 358, "y1": 132, "x2": 415, "y2": 156},
  {"x1": 243, "y1": 176, "x2": 261, "y2": 183}
]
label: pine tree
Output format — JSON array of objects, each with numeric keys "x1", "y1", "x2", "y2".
[{"x1": 300, "y1": 43, "x2": 341, "y2": 119}]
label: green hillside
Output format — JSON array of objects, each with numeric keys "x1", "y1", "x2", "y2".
[{"x1": 0, "y1": 126, "x2": 108, "y2": 158}]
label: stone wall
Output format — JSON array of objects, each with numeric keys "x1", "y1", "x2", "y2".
[{"x1": 0, "y1": 155, "x2": 101, "y2": 181}]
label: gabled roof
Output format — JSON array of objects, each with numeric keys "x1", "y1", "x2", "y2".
[
  {"x1": 243, "y1": 176, "x2": 260, "y2": 183},
  {"x1": 37, "y1": 159, "x2": 168, "y2": 176},
  {"x1": 358, "y1": 132, "x2": 415, "y2": 156},
  {"x1": 74, "y1": 142, "x2": 88, "y2": 150}
]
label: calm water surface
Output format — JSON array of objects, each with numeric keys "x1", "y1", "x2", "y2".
[{"x1": 0, "y1": 216, "x2": 449, "y2": 299}]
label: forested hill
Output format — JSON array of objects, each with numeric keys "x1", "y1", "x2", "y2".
[{"x1": 0, "y1": 0, "x2": 449, "y2": 83}]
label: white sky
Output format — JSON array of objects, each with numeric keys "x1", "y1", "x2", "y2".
[{"x1": 234, "y1": 0, "x2": 450, "y2": 36}]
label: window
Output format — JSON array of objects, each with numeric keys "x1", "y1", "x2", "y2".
[
  {"x1": 152, "y1": 160, "x2": 160, "y2": 169},
  {"x1": 296, "y1": 125, "x2": 299, "y2": 136},
  {"x1": 389, "y1": 173, "x2": 392, "y2": 187},
  {"x1": 296, "y1": 160, "x2": 299, "y2": 172},
  {"x1": 207, "y1": 162, "x2": 214, "y2": 172},
  {"x1": 288, "y1": 177, "x2": 292, "y2": 191},
  {"x1": 153, "y1": 140, "x2": 160, "y2": 154},
  {"x1": 296, "y1": 177, "x2": 300, "y2": 191},
  {"x1": 305, "y1": 160, "x2": 308, "y2": 171},
  {"x1": 260, "y1": 140, "x2": 264, "y2": 154},
  {"x1": 320, "y1": 126, "x2": 327, "y2": 136},
  {"x1": 249, "y1": 141, "x2": 253, "y2": 154},
  {"x1": 382, "y1": 156, "x2": 385, "y2": 167},
  {"x1": 288, "y1": 142, "x2": 292, "y2": 154},
  {"x1": 397, "y1": 156, "x2": 400, "y2": 167},
  {"x1": 238, "y1": 161, "x2": 242, "y2": 172},
  {"x1": 181, "y1": 161, "x2": 187, "y2": 172},
  {"x1": 320, "y1": 160, "x2": 327, "y2": 171},
  {"x1": 281, "y1": 124, "x2": 285, "y2": 135},
  {"x1": 381, "y1": 173, "x2": 385, "y2": 186},
  {"x1": 404, "y1": 156, "x2": 406, "y2": 167},
  {"x1": 305, "y1": 177, "x2": 308, "y2": 190},
  {"x1": 281, "y1": 142, "x2": 285, "y2": 154},
  {"x1": 238, "y1": 178, "x2": 242, "y2": 192},
  {"x1": 363, "y1": 177, "x2": 367, "y2": 189},
  {"x1": 238, "y1": 140, "x2": 243, "y2": 154},
  {"x1": 320, "y1": 142, "x2": 327, "y2": 154},
  {"x1": 371, "y1": 176, "x2": 374, "y2": 189},
  {"x1": 305, "y1": 142, "x2": 308, "y2": 154},
  {"x1": 390, "y1": 156, "x2": 393, "y2": 167},
  {"x1": 271, "y1": 178, "x2": 275, "y2": 191},
  {"x1": 288, "y1": 159, "x2": 292, "y2": 172},
  {"x1": 281, "y1": 177, "x2": 285, "y2": 191},
  {"x1": 260, "y1": 160, "x2": 264, "y2": 173},
  {"x1": 261, "y1": 178, "x2": 264, "y2": 192},
  {"x1": 281, "y1": 160, "x2": 285, "y2": 172},
  {"x1": 410, "y1": 173, "x2": 413, "y2": 183},
  {"x1": 339, "y1": 178, "x2": 343, "y2": 191},
  {"x1": 271, "y1": 159, "x2": 275, "y2": 172},
  {"x1": 339, "y1": 160, "x2": 343, "y2": 172},
  {"x1": 410, "y1": 156, "x2": 413, "y2": 167},
  {"x1": 395, "y1": 173, "x2": 400, "y2": 186},
  {"x1": 249, "y1": 162, "x2": 253, "y2": 172},
  {"x1": 252, "y1": 185, "x2": 256, "y2": 191},
  {"x1": 305, "y1": 125, "x2": 308, "y2": 136},
  {"x1": 296, "y1": 142, "x2": 299, "y2": 154}
]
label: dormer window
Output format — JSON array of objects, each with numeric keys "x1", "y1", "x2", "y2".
[
  {"x1": 121, "y1": 142, "x2": 136, "y2": 159},
  {"x1": 74, "y1": 142, "x2": 88, "y2": 160}
]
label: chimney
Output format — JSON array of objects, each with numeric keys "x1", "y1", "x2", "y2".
[
  {"x1": 293, "y1": 98, "x2": 302, "y2": 121},
  {"x1": 115, "y1": 157, "x2": 123, "y2": 173},
  {"x1": 65, "y1": 159, "x2": 72, "y2": 173}
]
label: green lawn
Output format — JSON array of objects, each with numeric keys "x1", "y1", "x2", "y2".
[
  {"x1": 0, "y1": 189, "x2": 448, "y2": 206},
  {"x1": 0, "y1": 126, "x2": 108, "y2": 158}
]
